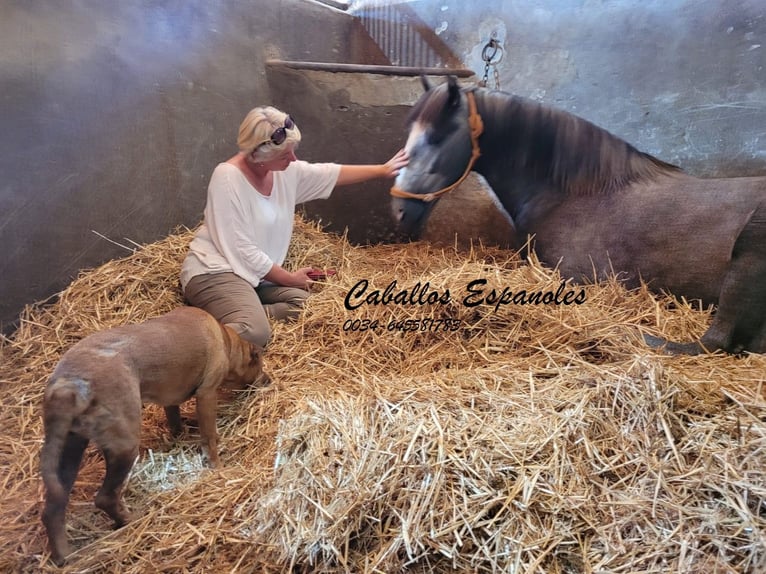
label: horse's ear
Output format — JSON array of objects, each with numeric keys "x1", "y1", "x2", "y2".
[
  {"x1": 420, "y1": 75, "x2": 432, "y2": 92},
  {"x1": 446, "y1": 75, "x2": 461, "y2": 108}
]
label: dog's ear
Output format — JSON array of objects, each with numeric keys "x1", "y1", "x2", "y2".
[{"x1": 249, "y1": 344, "x2": 263, "y2": 366}]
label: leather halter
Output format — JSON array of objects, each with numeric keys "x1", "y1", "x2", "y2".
[{"x1": 390, "y1": 90, "x2": 484, "y2": 203}]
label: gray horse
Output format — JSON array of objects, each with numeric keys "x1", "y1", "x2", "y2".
[{"x1": 391, "y1": 76, "x2": 766, "y2": 355}]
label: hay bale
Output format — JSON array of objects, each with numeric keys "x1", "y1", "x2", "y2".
[{"x1": 1, "y1": 215, "x2": 764, "y2": 573}]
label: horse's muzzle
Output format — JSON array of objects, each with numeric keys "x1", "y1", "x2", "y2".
[{"x1": 391, "y1": 196, "x2": 431, "y2": 238}]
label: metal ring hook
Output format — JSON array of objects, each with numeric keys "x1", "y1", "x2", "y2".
[{"x1": 481, "y1": 38, "x2": 504, "y2": 66}]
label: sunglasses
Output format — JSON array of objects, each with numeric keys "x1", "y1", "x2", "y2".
[{"x1": 262, "y1": 115, "x2": 295, "y2": 147}]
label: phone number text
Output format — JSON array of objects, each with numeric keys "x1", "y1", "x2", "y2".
[{"x1": 342, "y1": 317, "x2": 462, "y2": 333}]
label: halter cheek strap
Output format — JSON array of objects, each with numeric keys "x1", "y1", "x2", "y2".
[{"x1": 390, "y1": 90, "x2": 484, "y2": 203}]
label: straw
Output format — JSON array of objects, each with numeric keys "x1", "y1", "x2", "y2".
[{"x1": 1, "y1": 216, "x2": 764, "y2": 573}]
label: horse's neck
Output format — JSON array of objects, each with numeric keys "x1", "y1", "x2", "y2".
[
  {"x1": 480, "y1": 169, "x2": 559, "y2": 234},
  {"x1": 471, "y1": 94, "x2": 565, "y2": 226},
  {"x1": 471, "y1": 91, "x2": 677, "y2": 229}
]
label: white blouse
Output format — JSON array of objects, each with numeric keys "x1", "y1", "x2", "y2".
[{"x1": 180, "y1": 160, "x2": 340, "y2": 289}]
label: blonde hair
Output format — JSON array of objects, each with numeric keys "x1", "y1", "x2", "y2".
[{"x1": 237, "y1": 106, "x2": 301, "y2": 161}]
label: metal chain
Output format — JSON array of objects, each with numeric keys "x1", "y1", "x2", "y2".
[{"x1": 479, "y1": 34, "x2": 503, "y2": 90}]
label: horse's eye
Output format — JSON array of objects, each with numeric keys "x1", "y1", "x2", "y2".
[{"x1": 425, "y1": 127, "x2": 447, "y2": 146}]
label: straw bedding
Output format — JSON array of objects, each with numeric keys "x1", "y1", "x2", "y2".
[{"x1": 1, "y1": 216, "x2": 764, "y2": 573}]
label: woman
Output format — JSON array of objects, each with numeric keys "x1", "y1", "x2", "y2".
[{"x1": 180, "y1": 106, "x2": 408, "y2": 347}]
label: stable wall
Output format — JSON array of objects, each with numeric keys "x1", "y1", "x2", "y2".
[
  {"x1": 3, "y1": 1, "x2": 765, "y2": 332},
  {"x1": 407, "y1": 0, "x2": 765, "y2": 177},
  {"x1": 0, "y1": 0, "x2": 359, "y2": 332}
]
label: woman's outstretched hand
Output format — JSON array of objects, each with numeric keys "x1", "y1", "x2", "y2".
[{"x1": 381, "y1": 148, "x2": 409, "y2": 178}]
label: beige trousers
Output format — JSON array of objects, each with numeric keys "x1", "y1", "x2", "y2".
[{"x1": 183, "y1": 272, "x2": 308, "y2": 347}]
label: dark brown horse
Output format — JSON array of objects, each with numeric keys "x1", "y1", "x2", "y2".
[{"x1": 391, "y1": 76, "x2": 766, "y2": 355}]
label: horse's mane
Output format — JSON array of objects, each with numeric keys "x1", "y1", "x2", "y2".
[{"x1": 410, "y1": 86, "x2": 683, "y2": 195}]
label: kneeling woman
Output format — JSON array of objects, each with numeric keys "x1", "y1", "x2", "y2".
[{"x1": 180, "y1": 106, "x2": 408, "y2": 347}]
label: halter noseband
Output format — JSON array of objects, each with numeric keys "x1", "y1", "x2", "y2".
[{"x1": 390, "y1": 90, "x2": 484, "y2": 203}]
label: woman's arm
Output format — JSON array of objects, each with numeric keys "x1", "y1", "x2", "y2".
[
  {"x1": 335, "y1": 148, "x2": 409, "y2": 186},
  {"x1": 263, "y1": 263, "x2": 314, "y2": 289}
]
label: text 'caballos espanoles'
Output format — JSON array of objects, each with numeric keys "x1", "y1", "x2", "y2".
[{"x1": 343, "y1": 279, "x2": 586, "y2": 312}]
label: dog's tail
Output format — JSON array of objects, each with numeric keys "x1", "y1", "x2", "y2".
[{"x1": 40, "y1": 377, "x2": 92, "y2": 499}]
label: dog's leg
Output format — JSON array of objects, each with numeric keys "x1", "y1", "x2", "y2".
[
  {"x1": 42, "y1": 486, "x2": 70, "y2": 566},
  {"x1": 195, "y1": 389, "x2": 220, "y2": 467},
  {"x1": 94, "y1": 445, "x2": 138, "y2": 528},
  {"x1": 42, "y1": 433, "x2": 89, "y2": 566},
  {"x1": 59, "y1": 433, "x2": 89, "y2": 492},
  {"x1": 164, "y1": 405, "x2": 183, "y2": 437}
]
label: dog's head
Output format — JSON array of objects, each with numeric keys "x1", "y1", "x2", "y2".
[
  {"x1": 222, "y1": 326, "x2": 269, "y2": 387},
  {"x1": 242, "y1": 343, "x2": 269, "y2": 386}
]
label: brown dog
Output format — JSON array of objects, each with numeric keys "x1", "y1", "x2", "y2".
[{"x1": 40, "y1": 306, "x2": 266, "y2": 565}]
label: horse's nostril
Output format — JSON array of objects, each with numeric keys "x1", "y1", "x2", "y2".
[{"x1": 396, "y1": 209, "x2": 405, "y2": 223}]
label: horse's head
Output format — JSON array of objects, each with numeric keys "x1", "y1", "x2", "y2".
[{"x1": 391, "y1": 76, "x2": 478, "y2": 237}]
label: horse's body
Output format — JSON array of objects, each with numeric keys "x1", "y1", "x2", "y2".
[{"x1": 392, "y1": 77, "x2": 766, "y2": 354}]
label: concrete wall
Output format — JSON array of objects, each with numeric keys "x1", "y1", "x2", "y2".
[
  {"x1": 404, "y1": 0, "x2": 766, "y2": 177},
  {"x1": 0, "y1": 0, "x2": 358, "y2": 332},
  {"x1": 3, "y1": 0, "x2": 765, "y2": 331}
]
